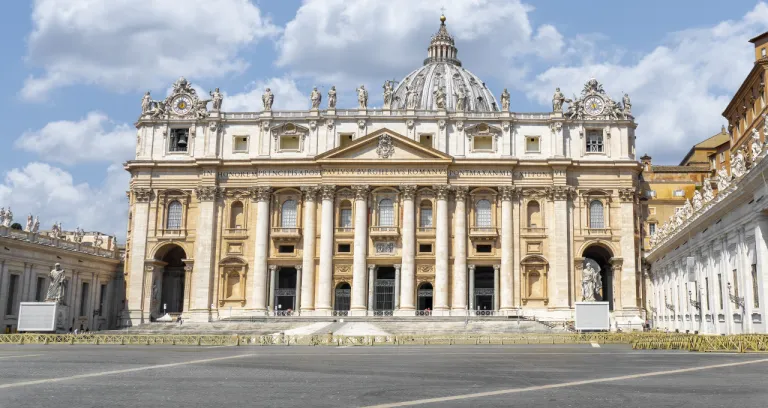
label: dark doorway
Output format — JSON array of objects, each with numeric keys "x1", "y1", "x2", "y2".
[
  {"x1": 417, "y1": 283, "x2": 433, "y2": 311},
  {"x1": 474, "y1": 266, "x2": 495, "y2": 311},
  {"x1": 276, "y1": 267, "x2": 297, "y2": 312},
  {"x1": 375, "y1": 266, "x2": 395, "y2": 311},
  {"x1": 159, "y1": 245, "x2": 186, "y2": 315},
  {"x1": 583, "y1": 245, "x2": 614, "y2": 311},
  {"x1": 334, "y1": 283, "x2": 351, "y2": 315}
]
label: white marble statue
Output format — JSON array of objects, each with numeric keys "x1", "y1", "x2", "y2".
[
  {"x1": 150, "y1": 99, "x2": 167, "y2": 119},
  {"x1": 32, "y1": 216, "x2": 39, "y2": 234},
  {"x1": 623, "y1": 93, "x2": 632, "y2": 116},
  {"x1": 141, "y1": 91, "x2": 152, "y2": 114},
  {"x1": 455, "y1": 86, "x2": 467, "y2": 111},
  {"x1": 717, "y1": 167, "x2": 731, "y2": 191},
  {"x1": 210, "y1": 88, "x2": 223, "y2": 111},
  {"x1": 0, "y1": 208, "x2": 5, "y2": 227},
  {"x1": 434, "y1": 84, "x2": 446, "y2": 109},
  {"x1": 309, "y1": 87, "x2": 322, "y2": 110},
  {"x1": 25, "y1": 214, "x2": 33, "y2": 232},
  {"x1": 382, "y1": 81, "x2": 394, "y2": 109},
  {"x1": 405, "y1": 86, "x2": 417, "y2": 109},
  {"x1": 4, "y1": 207, "x2": 12, "y2": 227},
  {"x1": 262, "y1": 88, "x2": 274, "y2": 111},
  {"x1": 703, "y1": 178, "x2": 715, "y2": 202},
  {"x1": 50, "y1": 222, "x2": 60, "y2": 238},
  {"x1": 94, "y1": 232, "x2": 104, "y2": 248},
  {"x1": 356, "y1": 85, "x2": 368, "y2": 109},
  {"x1": 327, "y1": 86, "x2": 337, "y2": 109},
  {"x1": 552, "y1": 87, "x2": 565, "y2": 113},
  {"x1": 581, "y1": 259, "x2": 602, "y2": 301},
  {"x1": 45, "y1": 263, "x2": 67, "y2": 304},
  {"x1": 732, "y1": 148, "x2": 747, "y2": 178},
  {"x1": 752, "y1": 128, "x2": 764, "y2": 160},
  {"x1": 500, "y1": 88, "x2": 510, "y2": 111},
  {"x1": 683, "y1": 198, "x2": 693, "y2": 219},
  {"x1": 673, "y1": 207, "x2": 683, "y2": 228},
  {"x1": 692, "y1": 190, "x2": 703, "y2": 212}
]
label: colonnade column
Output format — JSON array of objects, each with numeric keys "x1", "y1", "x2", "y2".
[
  {"x1": 350, "y1": 185, "x2": 370, "y2": 314},
  {"x1": 755, "y1": 216, "x2": 768, "y2": 327},
  {"x1": 316, "y1": 185, "x2": 336, "y2": 314},
  {"x1": 399, "y1": 185, "x2": 417, "y2": 312},
  {"x1": 468, "y1": 264, "x2": 476, "y2": 312},
  {"x1": 394, "y1": 264, "x2": 401, "y2": 310},
  {"x1": 126, "y1": 188, "x2": 152, "y2": 325},
  {"x1": 191, "y1": 185, "x2": 219, "y2": 321},
  {"x1": 452, "y1": 187, "x2": 468, "y2": 313},
  {"x1": 433, "y1": 185, "x2": 450, "y2": 313},
  {"x1": 499, "y1": 186, "x2": 514, "y2": 312},
  {"x1": 300, "y1": 186, "x2": 319, "y2": 313},
  {"x1": 295, "y1": 265, "x2": 302, "y2": 314},
  {"x1": 268, "y1": 265, "x2": 277, "y2": 313},
  {"x1": 251, "y1": 186, "x2": 272, "y2": 313},
  {"x1": 367, "y1": 264, "x2": 376, "y2": 314}
]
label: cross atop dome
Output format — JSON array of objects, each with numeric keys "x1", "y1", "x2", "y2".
[{"x1": 425, "y1": 12, "x2": 460, "y2": 66}]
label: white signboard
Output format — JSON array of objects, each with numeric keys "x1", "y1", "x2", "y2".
[
  {"x1": 575, "y1": 302, "x2": 610, "y2": 331},
  {"x1": 18, "y1": 302, "x2": 57, "y2": 332}
]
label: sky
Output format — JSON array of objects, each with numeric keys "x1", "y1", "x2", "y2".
[{"x1": 0, "y1": 0, "x2": 766, "y2": 242}]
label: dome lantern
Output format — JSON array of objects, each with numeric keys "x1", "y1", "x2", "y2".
[{"x1": 424, "y1": 14, "x2": 461, "y2": 67}]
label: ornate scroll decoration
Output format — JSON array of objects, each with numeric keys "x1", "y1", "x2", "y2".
[
  {"x1": 551, "y1": 186, "x2": 575, "y2": 201},
  {"x1": 335, "y1": 265, "x2": 352, "y2": 275},
  {"x1": 357, "y1": 119, "x2": 366, "y2": 130},
  {"x1": 320, "y1": 185, "x2": 336, "y2": 201},
  {"x1": 438, "y1": 119, "x2": 446, "y2": 129},
  {"x1": 502, "y1": 121, "x2": 510, "y2": 132},
  {"x1": 309, "y1": 120, "x2": 317, "y2": 131},
  {"x1": 195, "y1": 186, "x2": 220, "y2": 201},
  {"x1": 498, "y1": 186, "x2": 516, "y2": 201},
  {"x1": 406, "y1": 119, "x2": 415, "y2": 129},
  {"x1": 400, "y1": 185, "x2": 417, "y2": 200},
  {"x1": 618, "y1": 188, "x2": 636, "y2": 202},
  {"x1": 326, "y1": 119, "x2": 335, "y2": 130},
  {"x1": 550, "y1": 122, "x2": 563, "y2": 134},
  {"x1": 563, "y1": 78, "x2": 629, "y2": 121},
  {"x1": 249, "y1": 186, "x2": 272, "y2": 202},
  {"x1": 417, "y1": 264, "x2": 434, "y2": 275},
  {"x1": 376, "y1": 134, "x2": 395, "y2": 159},
  {"x1": 352, "y1": 185, "x2": 370, "y2": 201},
  {"x1": 224, "y1": 188, "x2": 250, "y2": 199},
  {"x1": 453, "y1": 186, "x2": 469, "y2": 201},
  {"x1": 433, "y1": 185, "x2": 451, "y2": 200},
  {"x1": 375, "y1": 242, "x2": 395, "y2": 254},
  {"x1": 132, "y1": 188, "x2": 153, "y2": 203},
  {"x1": 300, "y1": 185, "x2": 320, "y2": 202},
  {"x1": 455, "y1": 120, "x2": 464, "y2": 131},
  {"x1": 261, "y1": 121, "x2": 271, "y2": 131}
]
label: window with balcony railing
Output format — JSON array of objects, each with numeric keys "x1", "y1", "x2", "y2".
[
  {"x1": 378, "y1": 199, "x2": 394, "y2": 227},
  {"x1": 281, "y1": 200, "x2": 297, "y2": 228},
  {"x1": 475, "y1": 199, "x2": 491, "y2": 227}
]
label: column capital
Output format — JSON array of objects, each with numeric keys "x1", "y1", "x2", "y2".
[
  {"x1": 468, "y1": 264, "x2": 476, "y2": 272},
  {"x1": 250, "y1": 186, "x2": 272, "y2": 202},
  {"x1": 195, "y1": 185, "x2": 221, "y2": 201},
  {"x1": 433, "y1": 184, "x2": 451, "y2": 200},
  {"x1": 618, "y1": 187, "x2": 637, "y2": 202},
  {"x1": 353, "y1": 185, "x2": 370, "y2": 200},
  {"x1": 453, "y1": 186, "x2": 469, "y2": 200},
  {"x1": 268, "y1": 264, "x2": 277, "y2": 272},
  {"x1": 394, "y1": 264, "x2": 402, "y2": 271},
  {"x1": 401, "y1": 185, "x2": 417, "y2": 200},
  {"x1": 367, "y1": 264, "x2": 376, "y2": 271},
  {"x1": 493, "y1": 264, "x2": 500, "y2": 273},
  {"x1": 498, "y1": 186, "x2": 520, "y2": 201},
  {"x1": 131, "y1": 187, "x2": 153, "y2": 203},
  {"x1": 320, "y1": 185, "x2": 336, "y2": 201},
  {"x1": 300, "y1": 185, "x2": 321, "y2": 202},
  {"x1": 295, "y1": 265, "x2": 303, "y2": 272}
]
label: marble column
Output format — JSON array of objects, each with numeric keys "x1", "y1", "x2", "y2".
[
  {"x1": 550, "y1": 186, "x2": 571, "y2": 309},
  {"x1": 618, "y1": 189, "x2": 639, "y2": 312},
  {"x1": 434, "y1": 185, "x2": 450, "y2": 313},
  {"x1": 755, "y1": 216, "x2": 768, "y2": 328},
  {"x1": 316, "y1": 185, "x2": 336, "y2": 313},
  {"x1": 268, "y1": 265, "x2": 277, "y2": 313},
  {"x1": 295, "y1": 265, "x2": 303, "y2": 313},
  {"x1": 300, "y1": 186, "x2": 319, "y2": 312},
  {"x1": 499, "y1": 186, "x2": 514, "y2": 312},
  {"x1": 126, "y1": 188, "x2": 152, "y2": 325},
  {"x1": 394, "y1": 264, "x2": 401, "y2": 310},
  {"x1": 350, "y1": 185, "x2": 370, "y2": 314},
  {"x1": 191, "y1": 186, "x2": 219, "y2": 320},
  {"x1": 452, "y1": 187, "x2": 468, "y2": 312},
  {"x1": 251, "y1": 186, "x2": 271, "y2": 313},
  {"x1": 399, "y1": 185, "x2": 417, "y2": 312},
  {"x1": 367, "y1": 264, "x2": 376, "y2": 313},
  {"x1": 468, "y1": 264, "x2": 476, "y2": 312},
  {"x1": 493, "y1": 264, "x2": 500, "y2": 311}
]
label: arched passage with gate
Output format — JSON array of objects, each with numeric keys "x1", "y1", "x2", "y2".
[
  {"x1": 582, "y1": 244, "x2": 614, "y2": 310},
  {"x1": 153, "y1": 244, "x2": 188, "y2": 316}
]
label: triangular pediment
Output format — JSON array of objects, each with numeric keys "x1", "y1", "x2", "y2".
[{"x1": 316, "y1": 128, "x2": 453, "y2": 163}]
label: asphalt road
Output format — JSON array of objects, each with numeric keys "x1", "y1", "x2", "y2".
[{"x1": 0, "y1": 344, "x2": 766, "y2": 407}]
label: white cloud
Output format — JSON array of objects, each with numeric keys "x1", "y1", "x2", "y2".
[
  {"x1": 22, "y1": 0, "x2": 280, "y2": 101},
  {"x1": 15, "y1": 112, "x2": 135, "y2": 166},
  {"x1": 525, "y1": 2, "x2": 768, "y2": 164},
  {"x1": 0, "y1": 162, "x2": 129, "y2": 241},
  {"x1": 223, "y1": 77, "x2": 307, "y2": 111},
  {"x1": 276, "y1": 0, "x2": 562, "y2": 90}
]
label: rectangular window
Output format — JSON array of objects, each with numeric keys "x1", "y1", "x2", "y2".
[
  {"x1": 525, "y1": 136, "x2": 540, "y2": 153},
  {"x1": 752, "y1": 264, "x2": 759, "y2": 308},
  {"x1": 5, "y1": 275, "x2": 19, "y2": 316},
  {"x1": 705, "y1": 277, "x2": 710, "y2": 310},
  {"x1": 673, "y1": 190, "x2": 685, "y2": 197},
  {"x1": 169, "y1": 128, "x2": 189, "y2": 152},
  {"x1": 473, "y1": 136, "x2": 493, "y2": 151},
  {"x1": 278, "y1": 245, "x2": 295, "y2": 254},
  {"x1": 419, "y1": 207, "x2": 433, "y2": 228},
  {"x1": 340, "y1": 208, "x2": 352, "y2": 228},
  {"x1": 718, "y1": 273, "x2": 724, "y2": 310},
  {"x1": 233, "y1": 136, "x2": 248, "y2": 152},
  {"x1": 649, "y1": 223, "x2": 656, "y2": 236},
  {"x1": 419, "y1": 134, "x2": 433, "y2": 147},
  {"x1": 337, "y1": 244, "x2": 351, "y2": 253},
  {"x1": 280, "y1": 135, "x2": 300, "y2": 151},
  {"x1": 35, "y1": 277, "x2": 46, "y2": 302},
  {"x1": 732, "y1": 269, "x2": 739, "y2": 298},
  {"x1": 476, "y1": 244, "x2": 493, "y2": 253},
  {"x1": 419, "y1": 244, "x2": 433, "y2": 253},
  {"x1": 99, "y1": 284, "x2": 107, "y2": 316},
  {"x1": 339, "y1": 133, "x2": 354, "y2": 148},
  {"x1": 80, "y1": 282, "x2": 90, "y2": 317},
  {"x1": 586, "y1": 130, "x2": 604, "y2": 153}
]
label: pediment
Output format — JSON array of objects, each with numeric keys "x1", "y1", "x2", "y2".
[
  {"x1": 270, "y1": 122, "x2": 309, "y2": 135},
  {"x1": 465, "y1": 122, "x2": 502, "y2": 136},
  {"x1": 316, "y1": 128, "x2": 453, "y2": 163}
]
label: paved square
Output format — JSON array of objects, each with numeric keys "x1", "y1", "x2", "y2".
[{"x1": 0, "y1": 344, "x2": 766, "y2": 407}]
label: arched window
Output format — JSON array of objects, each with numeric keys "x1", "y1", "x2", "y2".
[
  {"x1": 166, "y1": 201, "x2": 182, "y2": 230},
  {"x1": 527, "y1": 201, "x2": 541, "y2": 228},
  {"x1": 229, "y1": 201, "x2": 244, "y2": 229},
  {"x1": 281, "y1": 200, "x2": 297, "y2": 228},
  {"x1": 339, "y1": 200, "x2": 352, "y2": 228},
  {"x1": 475, "y1": 199, "x2": 491, "y2": 227},
  {"x1": 378, "y1": 198, "x2": 394, "y2": 227},
  {"x1": 589, "y1": 200, "x2": 604, "y2": 229},
  {"x1": 419, "y1": 200, "x2": 433, "y2": 228}
]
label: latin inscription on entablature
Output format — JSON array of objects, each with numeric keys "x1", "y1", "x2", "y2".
[{"x1": 203, "y1": 168, "x2": 556, "y2": 180}]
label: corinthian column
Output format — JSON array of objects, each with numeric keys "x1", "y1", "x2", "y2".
[
  {"x1": 300, "y1": 186, "x2": 319, "y2": 312},
  {"x1": 191, "y1": 185, "x2": 220, "y2": 320},
  {"x1": 399, "y1": 185, "x2": 417, "y2": 312},
  {"x1": 499, "y1": 186, "x2": 515, "y2": 312},
  {"x1": 315, "y1": 185, "x2": 336, "y2": 314},
  {"x1": 251, "y1": 186, "x2": 271, "y2": 313},
  {"x1": 350, "y1": 185, "x2": 370, "y2": 314},
  {"x1": 452, "y1": 186, "x2": 468, "y2": 313},
  {"x1": 434, "y1": 184, "x2": 450, "y2": 313},
  {"x1": 126, "y1": 188, "x2": 152, "y2": 325}
]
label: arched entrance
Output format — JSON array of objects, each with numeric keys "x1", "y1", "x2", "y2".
[
  {"x1": 582, "y1": 244, "x2": 614, "y2": 310},
  {"x1": 334, "y1": 282, "x2": 351, "y2": 316},
  {"x1": 156, "y1": 245, "x2": 187, "y2": 315},
  {"x1": 417, "y1": 283, "x2": 433, "y2": 313}
]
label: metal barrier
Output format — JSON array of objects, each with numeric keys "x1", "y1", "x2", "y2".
[{"x1": 631, "y1": 334, "x2": 768, "y2": 352}]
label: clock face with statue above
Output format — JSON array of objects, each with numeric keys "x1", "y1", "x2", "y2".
[
  {"x1": 172, "y1": 95, "x2": 192, "y2": 115},
  {"x1": 584, "y1": 95, "x2": 605, "y2": 116}
]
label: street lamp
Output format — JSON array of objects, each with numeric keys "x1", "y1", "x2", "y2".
[{"x1": 727, "y1": 282, "x2": 746, "y2": 333}]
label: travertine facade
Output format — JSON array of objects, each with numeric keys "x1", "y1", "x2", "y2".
[{"x1": 124, "y1": 16, "x2": 644, "y2": 326}]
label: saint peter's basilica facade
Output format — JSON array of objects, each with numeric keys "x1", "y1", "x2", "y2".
[{"x1": 124, "y1": 16, "x2": 644, "y2": 326}]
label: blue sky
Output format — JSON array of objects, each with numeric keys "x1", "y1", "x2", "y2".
[{"x1": 0, "y1": 0, "x2": 766, "y2": 241}]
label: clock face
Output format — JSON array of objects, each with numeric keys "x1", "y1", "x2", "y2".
[
  {"x1": 172, "y1": 95, "x2": 192, "y2": 115},
  {"x1": 584, "y1": 96, "x2": 605, "y2": 116}
]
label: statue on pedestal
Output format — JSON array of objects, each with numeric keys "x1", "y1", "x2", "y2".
[
  {"x1": 581, "y1": 259, "x2": 602, "y2": 301},
  {"x1": 262, "y1": 88, "x2": 274, "y2": 111},
  {"x1": 552, "y1": 87, "x2": 565, "y2": 113},
  {"x1": 731, "y1": 148, "x2": 747, "y2": 178},
  {"x1": 382, "y1": 81, "x2": 394, "y2": 109},
  {"x1": 692, "y1": 190, "x2": 703, "y2": 212},
  {"x1": 45, "y1": 263, "x2": 67, "y2": 304},
  {"x1": 327, "y1": 86, "x2": 337, "y2": 109},
  {"x1": 32, "y1": 216, "x2": 39, "y2": 233},
  {"x1": 455, "y1": 86, "x2": 467, "y2": 112},
  {"x1": 310, "y1": 87, "x2": 322, "y2": 110},
  {"x1": 356, "y1": 85, "x2": 368, "y2": 109},
  {"x1": 434, "y1": 84, "x2": 446, "y2": 109},
  {"x1": 0, "y1": 208, "x2": 5, "y2": 227},
  {"x1": 702, "y1": 178, "x2": 715, "y2": 202},
  {"x1": 405, "y1": 86, "x2": 417, "y2": 109},
  {"x1": 3, "y1": 207, "x2": 12, "y2": 227},
  {"x1": 210, "y1": 88, "x2": 223, "y2": 111},
  {"x1": 141, "y1": 91, "x2": 152, "y2": 114},
  {"x1": 25, "y1": 214, "x2": 33, "y2": 232},
  {"x1": 622, "y1": 93, "x2": 632, "y2": 116},
  {"x1": 717, "y1": 168, "x2": 731, "y2": 192},
  {"x1": 752, "y1": 128, "x2": 764, "y2": 161},
  {"x1": 500, "y1": 88, "x2": 510, "y2": 111}
]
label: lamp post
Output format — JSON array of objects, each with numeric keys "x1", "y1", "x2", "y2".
[{"x1": 727, "y1": 283, "x2": 745, "y2": 333}]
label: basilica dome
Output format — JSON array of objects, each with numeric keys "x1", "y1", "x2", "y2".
[{"x1": 391, "y1": 15, "x2": 499, "y2": 112}]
